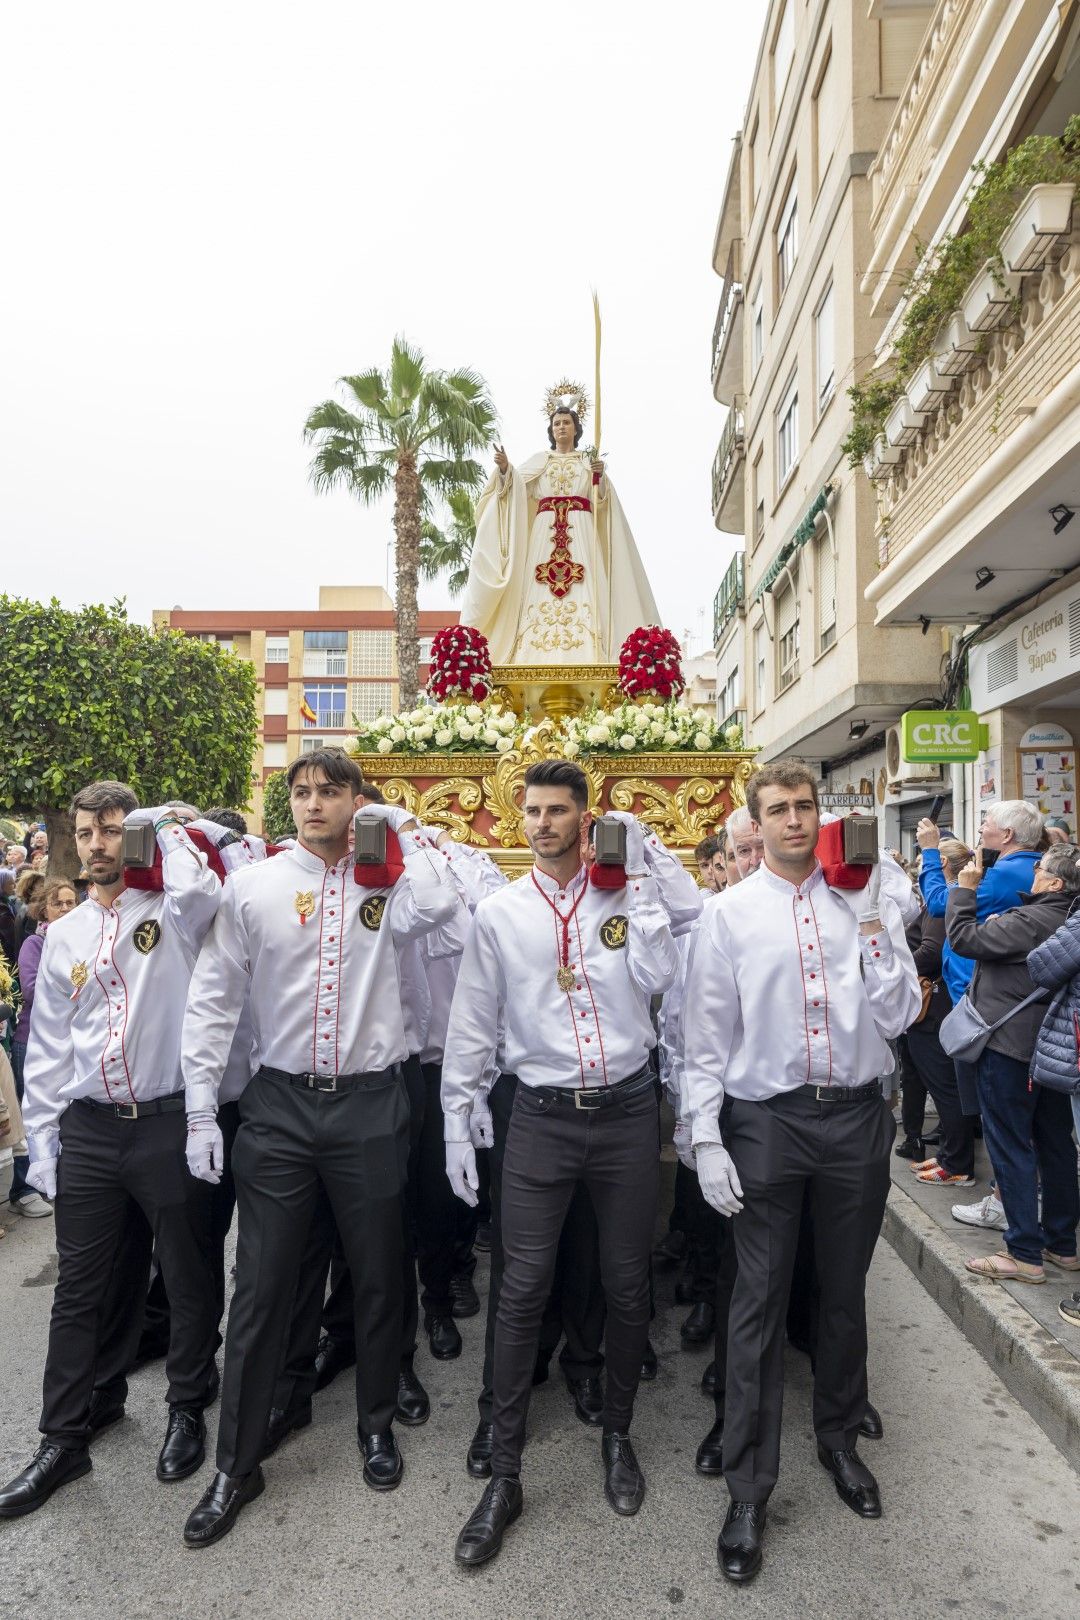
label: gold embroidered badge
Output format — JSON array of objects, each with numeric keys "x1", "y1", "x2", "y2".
[
  {"x1": 599, "y1": 915, "x2": 628, "y2": 950},
  {"x1": 360, "y1": 894, "x2": 387, "y2": 932},
  {"x1": 295, "y1": 891, "x2": 315, "y2": 926},
  {"x1": 133, "y1": 920, "x2": 162, "y2": 955},
  {"x1": 69, "y1": 960, "x2": 89, "y2": 991}
]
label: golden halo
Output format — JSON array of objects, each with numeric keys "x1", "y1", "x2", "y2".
[{"x1": 543, "y1": 378, "x2": 590, "y2": 425}]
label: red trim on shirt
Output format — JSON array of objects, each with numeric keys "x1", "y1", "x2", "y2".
[
  {"x1": 311, "y1": 866, "x2": 331, "y2": 1072},
  {"x1": 808, "y1": 897, "x2": 834, "y2": 1085},
  {"x1": 109, "y1": 911, "x2": 136, "y2": 1103},
  {"x1": 792, "y1": 895, "x2": 813, "y2": 1083},
  {"x1": 92, "y1": 911, "x2": 112, "y2": 1099},
  {"x1": 571, "y1": 909, "x2": 610, "y2": 1087}
]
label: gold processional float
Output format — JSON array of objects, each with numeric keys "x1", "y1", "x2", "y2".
[{"x1": 353, "y1": 366, "x2": 754, "y2": 873}]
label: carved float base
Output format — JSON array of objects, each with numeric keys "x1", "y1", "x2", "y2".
[{"x1": 355, "y1": 718, "x2": 754, "y2": 872}]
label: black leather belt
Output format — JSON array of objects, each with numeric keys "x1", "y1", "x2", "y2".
[
  {"x1": 259, "y1": 1064, "x2": 396, "y2": 1094},
  {"x1": 801, "y1": 1083, "x2": 880, "y2": 1104},
  {"x1": 531, "y1": 1067, "x2": 655, "y2": 1112},
  {"x1": 80, "y1": 1093, "x2": 185, "y2": 1121}
]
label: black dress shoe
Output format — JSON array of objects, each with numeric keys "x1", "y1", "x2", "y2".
[
  {"x1": 466, "y1": 1420, "x2": 494, "y2": 1478},
  {"x1": 601, "y1": 1432, "x2": 645, "y2": 1515},
  {"x1": 640, "y1": 1341, "x2": 658, "y2": 1382},
  {"x1": 396, "y1": 1363, "x2": 430, "y2": 1426},
  {"x1": 680, "y1": 1301, "x2": 715, "y2": 1346},
  {"x1": 87, "y1": 1391, "x2": 125, "y2": 1436},
  {"x1": 701, "y1": 1359, "x2": 718, "y2": 1397},
  {"x1": 817, "y1": 1444, "x2": 882, "y2": 1517},
  {"x1": 695, "y1": 1414, "x2": 725, "y2": 1476},
  {"x1": 455, "y1": 1475, "x2": 524, "y2": 1568},
  {"x1": 473, "y1": 1221, "x2": 492, "y2": 1252},
  {"x1": 262, "y1": 1401, "x2": 312, "y2": 1459},
  {"x1": 426, "y1": 1313, "x2": 462, "y2": 1360},
  {"x1": 565, "y1": 1373, "x2": 604, "y2": 1427},
  {"x1": 718, "y1": 1500, "x2": 766, "y2": 1584},
  {"x1": 314, "y1": 1333, "x2": 356, "y2": 1392},
  {"x1": 156, "y1": 1406, "x2": 206, "y2": 1482},
  {"x1": 894, "y1": 1134, "x2": 922, "y2": 1159},
  {"x1": 450, "y1": 1273, "x2": 481, "y2": 1318},
  {"x1": 359, "y1": 1431, "x2": 403, "y2": 1491},
  {"x1": 859, "y1": 1401, "x2": 884, "y2": 1440},
  {"x1": 0, "y1": 1443, "x2": 92, "y2": 1519},
  {"x1": 183, "y1": 1467, "x2": 264, "y2": 1548}
]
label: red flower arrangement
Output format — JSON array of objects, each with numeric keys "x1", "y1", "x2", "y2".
[
  {"x1": 426, "y1": 623, "x2": 493, "y2": 702},
  {"x1": 618, "y1": 625, "x2": 685, "y2": 701}
]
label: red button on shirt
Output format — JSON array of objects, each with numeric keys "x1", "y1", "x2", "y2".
[{"x1": 809, "y1": 973, "x2": 817, "y2": 979}]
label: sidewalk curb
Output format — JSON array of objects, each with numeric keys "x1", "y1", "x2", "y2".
[{"x1": 882, "y1": 1182, "x2": 1080, "y2": 1473}]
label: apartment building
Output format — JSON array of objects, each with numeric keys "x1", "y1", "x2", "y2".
[
  {"x1": 153, "y1": 586, "x2": 455, "y2": 828},
  {"x1": 710, "y1": 0, "x2": 944, "y2": 833},
  {"x1": 858, "y1": 0, "x2": 1080, "y2": 847}
]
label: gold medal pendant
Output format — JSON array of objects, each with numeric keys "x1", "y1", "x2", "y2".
[
  {"x1": 556, "y1": 964, "x2": 575, "y2": 991},
  {"x1": 295, "y1": 891, "x2": 315, "y2": 926}
]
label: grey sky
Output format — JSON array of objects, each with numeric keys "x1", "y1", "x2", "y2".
[{"x1": 3, "y1": 1, "x2": 765, "y2": 660}]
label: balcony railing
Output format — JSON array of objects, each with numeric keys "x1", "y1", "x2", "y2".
[
  {"x1": 711, "y1": 406, "x2": 746, "y2": 533},
  {"x1": 710, "y1": 264, "x2": 744, "y2": 404},
  {"x1": 713, "y1": 552, "x2": 745, "y2": 645}
]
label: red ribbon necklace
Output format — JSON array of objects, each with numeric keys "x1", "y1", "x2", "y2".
[{"x1": 531, "y1": 868, "x2": 587, "y2": 992}]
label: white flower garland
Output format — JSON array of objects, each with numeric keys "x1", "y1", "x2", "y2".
[
  {"x1": 354, "y1": 697, "x2": 744, "y2": 758},
  {"x1": 355, "y1": 699, "x2": 522, "y2": 756}
]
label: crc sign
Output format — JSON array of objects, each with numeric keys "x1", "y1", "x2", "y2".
[{"x1": 901, "y1": 710, "x2": 982, "y2": 763}]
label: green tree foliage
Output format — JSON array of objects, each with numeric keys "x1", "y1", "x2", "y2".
[
  {"x1": 419, "y1": 487, "x2": 477, "y2": 598},
  {"x1": 304, "y1": 337, "x2": 496, "y2": 708},
  {"x1": 0, "y1": 597, "x2": 258, "y2": 875},
  {"x1": 260, "y1": 771, "x2": 296, "y2": 842}
]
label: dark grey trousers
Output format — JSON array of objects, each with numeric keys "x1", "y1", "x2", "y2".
[
  {"x1": 216, "y1": 1068, "x2": 408, "y2": 1477},
  {"x1": 722, "y1": 1085, "x2": 894, "y2": 1503},
  {"x1": 490, "y1": 1075, "x2": 658, "y2": 1478}
]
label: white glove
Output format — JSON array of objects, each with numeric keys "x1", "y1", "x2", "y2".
[
  {"x1": 446, "y1": 1140, "x2": 479, "y2": 1206},
  {"x1": 469, "y1": 1096, "x2": 494, "y2": 1150},
  {"x1": 123, "y1": 805, "x2": 187, "y2": 828},
  {"x1": 696, "y1": 1142, "x2": 744, "y2": 1216},
  {"x1": 189, "y1": 817, "x2": 242, "y2": 851},
  {"x1": 355, "y1": 803, "x2": 416, "y2": 834},
  {"x1": 27, "y1": 1157, "x2": 57, "y2": 1200},
  {"x1": 186, "y1": 1110, "x2": 225, "y2": 1185},
  {"x1": 672, "y1": 1119, "x2": 695, "y2": 1170},
  {"x1": 603, "y1": 811, "x2": 646, "y2": 874},
  {"x1": 855, "y1": 861, "x2": 882, "y2": 924}
]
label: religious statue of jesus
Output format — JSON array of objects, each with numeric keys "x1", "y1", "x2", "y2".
[{"x1": 458, "y1": 380, "x2": 660, "y2": 665}]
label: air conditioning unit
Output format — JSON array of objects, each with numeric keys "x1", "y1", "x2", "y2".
[{"x1": 885, "y1": 726, "x2": 944, "y2": 789}]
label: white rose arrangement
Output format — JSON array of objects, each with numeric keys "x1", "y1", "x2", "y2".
[
  {"x1": 355, "y1": 700, "x2": 522, "y2": 756},
  {"x1": 561, "y1": 699, "x2": 731, "y2": 756}
]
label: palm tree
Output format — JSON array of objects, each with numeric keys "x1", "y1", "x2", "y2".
[
  {"x1": 419, "y1": 487, "x2": 477, "y2": 597},
  {"x1": 305, "y1": 337, "x2": 496, "y2": 708}
]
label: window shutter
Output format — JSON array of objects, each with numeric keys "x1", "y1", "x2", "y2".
[
  {"x1": 817, "y1": 539, "x2": 836, "y2": 640},
  {"x1": 879, "y1": 16, "x2": 927, "y2": 97}
]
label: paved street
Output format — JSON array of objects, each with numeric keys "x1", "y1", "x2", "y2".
[{"x1": 2, "y1": 1195, "x2": 1080, "y2": 1620}]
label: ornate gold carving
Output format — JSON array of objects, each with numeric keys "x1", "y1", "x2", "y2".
[
  {"x1": 607, "y1": 777, "x2": 726, "y2": 845},
  {"x1": 728, "y1": 757, "x2": 755, "y2": 810},
  {"x1": 375, "y1": 776, "x2": 487, "y2": 846}
]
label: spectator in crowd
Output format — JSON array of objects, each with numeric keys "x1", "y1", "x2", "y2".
[
  {"x1": 946, "y1": 843, "x2": 1080, "y2": 1284},
  {"x1": 15, "y1": 871, "x2": 45, "y2": 950},
  {"x1": 8, "y1": 877, "x2": 78, "y2": 1220},
  {"x1": 919, "y1": 804, "x2": 1043, "y2": 1231},
  {"x1": 695, "y1": 836, "x2": 722, "y2": 892},
  {"x1": 725, "y1": 807, "x2": 765, "y2": 880},
  {"x1": 901, "y1": 840, "x2": 978, "y2": 1186},
  {"x1": 5, "y1": 846, "x2": 27, "y2": 877},
  {"x1": 0, "y1": 869, "x2": 18, "y2": 966},
  {"x1": 1045, "y1": 816, "x2": 1073, "y2": 846}
]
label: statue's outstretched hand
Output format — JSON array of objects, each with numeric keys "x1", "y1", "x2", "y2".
[{"x1": 494, "y1": 444, "x2": 509, "y2": 475}]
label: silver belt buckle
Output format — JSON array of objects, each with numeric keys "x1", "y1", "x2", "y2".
[
  {"x1": 307, "y1": 1073, "x2": 338, "y2": 1092},
  {"x1": 574, "y1": 1089, "x2": 602, "y2": 1110},
  {"x1": 114, "y1": 1102, "x2": 138, "y2": 1120}
]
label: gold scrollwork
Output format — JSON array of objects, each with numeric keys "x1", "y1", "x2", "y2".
[
  {"x1": 481, "y1": 725, "x2": 605, "y2": 847},
  {"x1": 377, "y1": 777, "x2": 487, "y2": 846},
  {"x1": 728, "y1": 757, "x2": 755, "y2": 810},
  {"x1": 607, "y1": 777, "x2": 726, "y2": 845}
]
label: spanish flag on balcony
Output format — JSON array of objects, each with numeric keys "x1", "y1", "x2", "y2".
[{"x1": 300, "y1": 695, "x2": 318, "y2": 727}]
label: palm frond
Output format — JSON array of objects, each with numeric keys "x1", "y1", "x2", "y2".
[
  {"x1": 420, "y1": 457, "x2": 487, "y2": 497},
  {"x1": 389, "y1": 336, "x2": 426, "y2": 407},
  {"x1": 340, "y1": 369, "x2": 390, "y2": 415},
  {"x1": 303, "y1": 398, "x2": 368, "y2": 442}
]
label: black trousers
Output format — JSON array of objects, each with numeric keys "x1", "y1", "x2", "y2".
[
  {"x1": 685, "y1": 1177, "x2": 724, "y2": 1304},
  {"x1": 477, "y1": 1074, "x2": 606, "y2": 1422},
  {"x1": 903, "y1": 1026, "x2": 976, "y2": 1175},
  {"x1": 273, "y1": 1056, "x2": 426, "y2": 1415},
  {"x1": 416, "y1": 1060, "x2": 472, "y2": 1319},
  {"x1": 91, "y1": 1101, "x2": 242, "y2": 1404},
  {"x1": 899, "y1": 1036, "x2": 928, "y2": 1142},
  {"x1": 40, "y1": 1099, "x2": 219, "y2": 1448},
  {"x1": 723, "y1": 1086, "x2": 894, "y2": 1503},
  {"x1": 217, "y1": 1068, "x2": 407, "y2": 1477},
  {"x1": 490, "y1": 1076, "x2": 658, "y2": 1477}
]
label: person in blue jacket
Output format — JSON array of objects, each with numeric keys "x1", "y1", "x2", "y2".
[{"x1": 917, "y1": 800, "x2": 1044, "y2": 1135}]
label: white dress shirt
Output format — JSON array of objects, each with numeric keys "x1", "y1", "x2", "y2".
[
  {"x1": 22, "y1": 824, "x2": 221, "y2": 1162},
  {"x1": 420, "y1": 842, "x2": 507, "y2": 1065},
  {"x1": 441, "y1": 863, "x2": 678, "y2": 1138},
  {"x1": 683, "y1": 860, "x2": 920, "y2": 1147},
  {"x1": 182, "y1": 837, "x2": 456, "y2": 1110}
]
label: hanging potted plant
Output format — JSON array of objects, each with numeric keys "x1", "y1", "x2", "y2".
[{"x1": 999, "y1": 182, "x2": 1076, "y2": 273}]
